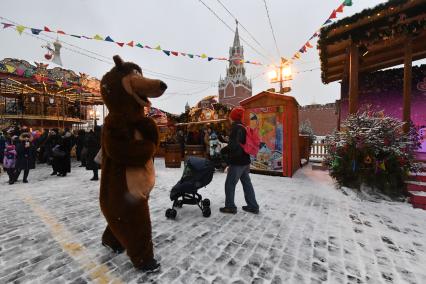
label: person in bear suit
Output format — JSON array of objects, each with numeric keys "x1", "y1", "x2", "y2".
[{"x1": 100, "y1": 55, "x2": 167, "y2": 272}]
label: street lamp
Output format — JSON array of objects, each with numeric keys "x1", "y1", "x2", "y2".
[{"x1": 269, "y1": 58, "x2": 293, "y2": 94}]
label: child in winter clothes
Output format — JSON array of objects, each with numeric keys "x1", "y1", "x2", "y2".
[{"x1": 3, "y1": 145, "x2": 17, "y2": 184}]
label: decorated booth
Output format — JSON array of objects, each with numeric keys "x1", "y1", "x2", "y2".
[
  {"x1": 240, "y1": 91, "x2": 300, "y2": 177},
  {"x1": 146, "y1": 106, "x2": 177, "y2": 157}
]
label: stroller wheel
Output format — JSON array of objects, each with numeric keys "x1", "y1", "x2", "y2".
[
  {"x1": 202, "y1": 207, "x2": 211, "y2": 218},
  {"x1": 165, "y1": 208, "x2": 177, "y2": 219},
  {"x1": 202, "y1": 199, "x2": 210, "y2": 208}
]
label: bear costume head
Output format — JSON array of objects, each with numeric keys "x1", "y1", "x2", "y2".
[{"x1": 101, "y1": 55, "x2": 167, "y2": 117}]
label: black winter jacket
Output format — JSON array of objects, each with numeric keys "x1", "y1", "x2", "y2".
[{"x1": 228, "y1": 121, "x2": 250, "y2": 166}]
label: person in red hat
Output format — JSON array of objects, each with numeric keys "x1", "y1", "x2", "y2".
[{"x1": 220, "y1": 107, "x2": 259, "y2": 214}]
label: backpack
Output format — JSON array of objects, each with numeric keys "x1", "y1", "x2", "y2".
[{"x1": 239, "y1": 125, "x2": 261, "y2": 156}]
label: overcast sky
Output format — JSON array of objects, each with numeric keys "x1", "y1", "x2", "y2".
[{"x1": 1, "y1": 0, "x2": 393, "y2": 114}]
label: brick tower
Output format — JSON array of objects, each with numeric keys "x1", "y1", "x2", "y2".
[{"x1": 218, "y1": 22, "x2": 252, "y2": 107}]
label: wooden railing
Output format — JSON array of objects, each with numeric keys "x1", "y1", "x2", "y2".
[{"x1": 310, "y1": 142, "x2": 328, "y2": 160}]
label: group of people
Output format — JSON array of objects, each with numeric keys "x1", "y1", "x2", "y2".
[{"x1": 0, "y1": 125, "x2": 101, "y2": 184}]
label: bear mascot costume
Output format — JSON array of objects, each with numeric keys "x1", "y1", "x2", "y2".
[{"x1": 99, "y1": 55, "x2": 167, "y2": 272}]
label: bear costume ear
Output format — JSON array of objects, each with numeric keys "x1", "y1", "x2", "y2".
[{"x1": 113, "y1": 55, "x2": 123, "y2": 68}]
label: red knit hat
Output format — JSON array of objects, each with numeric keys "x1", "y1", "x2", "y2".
[{"x1": 229, "y1": 107, "x2": 244, "y2": 121}]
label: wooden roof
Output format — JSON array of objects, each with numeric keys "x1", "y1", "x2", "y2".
[
  {"x1": 240, "y1": 91, "x2": 299, "y2": 107},
  {"x1": 318, "y1": 0, "x2": 426, "y2": 84}
]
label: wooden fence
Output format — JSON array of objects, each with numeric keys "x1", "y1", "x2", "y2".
[{"x1": 310, "y1": 142, "x2": 328, "y2": 161}]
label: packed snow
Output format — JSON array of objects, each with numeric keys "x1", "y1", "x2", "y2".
[{"x1": 0, "y1": 159, "x2": 425, "y2": 283}]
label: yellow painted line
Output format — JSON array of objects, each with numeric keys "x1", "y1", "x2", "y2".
[{"x1": 17, "y1": 191, "x2": 122, "y2": 284}]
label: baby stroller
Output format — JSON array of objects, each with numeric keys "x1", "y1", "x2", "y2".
[
  {"x1": 165, "y1": 156, "x2": 214, "y2": 219},
  {"x1": 209, "y1": 133, "x2": 227, "y2": 170}
]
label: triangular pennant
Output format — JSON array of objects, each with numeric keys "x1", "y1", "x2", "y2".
[
  {"x1": 71, "y1": 34, "x2": 81, "y2": 38},
  {"x1": 171, "y1": 51, "x2": 179, "y2": 56},
  {"x1": 31, "y1": 28, "x2": 42, "y2": 35},
  {"x1": 104, "y1": 36, "x2": 114, "y2": 42},
  {"x1": 294, "y1": 53, "x2": 301, "y2": 59},
  {"x1": 329, "y1": 10, "x2": 337, "y2": 19},
  {"x1": 93, "y1": 34, "x2": 104, "y2": 40},
  {"x1": 145, "y1": 45, "x2": 152, "y2": 49},
  {"x1": 336, "y1": 4, "x2": 344, "y2": 13},
  {"x1": 136, "y1": 43, "x2": 144, "y2": 48},
  {"x1": 163, "y1": 50, "x2": 170, "y2": 56},
  {"x1": 56, "y1": 80, "x2": 63, "y2": 87},
  {"x1": 57, "y1": 30, "x2": 66, "y2": 35},
  {"x1": 116, "y1": 42, "x2": 124, "y2": 47},
  {"x1": 82, "y1": 36, "x2": 92, "y2": 39},
  {"x1": 343, "y1": 0, "x2": 352, "y2": 6},
  {"x1": 299, "y1": 46, "x2": 307, "y2": 53},
  {"x1": 2, "y1": 23, "x2": 14, "y2": 29},
  {"x1": 126, "y1": 41, "x2": 134, "y2": 47},
  {"x1": 16, "y1": 68, "x2": 25, "y2": 76},
  {"x1": 180, "y1": 52, "x2": 186, "y2": 56},
  {"x1": 200, "y1": 53, "x2": 207, "y2": 59},
  {"x1": 155, "y1": 45, "x2": 161, "y2": 50},
  {"x1": 324, "y1": 19, "x2": 333, "y2": 25},
  {"x1": 16, "y1": 25, "x2": 26, "y2": 35},
  {"x1": 306, "y1": 42, "x2": 313, "y2": 48},
  {"x1": 44, "y1": 26, "x2": 51, "y2": 32},
  {"x1": 187, "y1": 54, "x2": 194, "y2": 58},
  {"x1": 5, "y1": 65, "x2": 16, "y2": 73},
  {"x1": 208, "y1": 57, "x2": 214, "y2": 61}
]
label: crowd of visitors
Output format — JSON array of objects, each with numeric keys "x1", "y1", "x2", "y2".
[{"x1": 0, "y1": 125, "x2": 101, "y2": 184}]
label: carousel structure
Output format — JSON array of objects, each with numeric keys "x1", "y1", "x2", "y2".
[{"x1": 0, "y1": 58, "x2": 102, "y2": 129}]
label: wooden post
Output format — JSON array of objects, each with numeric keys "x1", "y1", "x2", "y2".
[
  {"x1": 403, "y1": 39, "x2": 412, "y2": 133},
  {"x1": 348, "y1": 44, "x2": 359, "y2": 114}
]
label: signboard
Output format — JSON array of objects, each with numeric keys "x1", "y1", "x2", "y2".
[{"x1": 247, "y1": 106, "x2": 284, "y2": 172}]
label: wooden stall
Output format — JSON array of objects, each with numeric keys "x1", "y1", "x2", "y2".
[
  {"x1": 240, "y1": 91, "x2": 300, "y2": 177},
  {"x1": 318, "y1": 0, "x2": 426, "y2": 133}
]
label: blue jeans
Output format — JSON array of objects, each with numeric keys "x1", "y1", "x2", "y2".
[{"x1": 225, "y1": 164, "x2": 259, "y2": 209}]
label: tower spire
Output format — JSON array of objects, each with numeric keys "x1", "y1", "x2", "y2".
[{"x1": 233, "y1": 20, "x2": 240, "y2": 47}]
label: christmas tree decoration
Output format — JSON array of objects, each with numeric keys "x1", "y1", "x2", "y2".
[
  {"x1": 324, "y1": 110, "x2": 421, "y2": 197},
  {"x1": 364, "y1": 155, "x2": 372, "y2": 164}
]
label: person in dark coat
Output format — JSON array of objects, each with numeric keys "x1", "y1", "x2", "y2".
[
  {"x1": 36, "y1": 129, "x2": 49, "y2": 163},
  {"x1": 220, "y1": 107, "x2": 259, "y2": 215},
  {"x1": 85, "y1": 126, "x2": 101, "y2": 181},
  {"x1": 48, "y1": 129, "x2": 64, "y2": 176},
  {"x1": 76, "y1": 129, "x2": 86, "y2": 163},
  {"x1": 57, "y1": 129, "x2": 74, "y2": 176},
  {"x1": 0, "y1": 131, "x2": 6, "y2": 165},
  {"x1": 14, "y1": 132, "x2": 36, "y2": 183}
]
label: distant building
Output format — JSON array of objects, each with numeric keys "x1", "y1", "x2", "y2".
[
  {"x1": 299, "y1": 103, "x2": 338, "y2": 136},
  {"x1": 218, "y1": 22, "x2": 252, "y2": 107}
]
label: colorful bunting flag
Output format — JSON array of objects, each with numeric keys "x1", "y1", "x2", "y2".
[
  {"x1": 343, "y1": 0, "x2": 352, "y2": 6},
  {"x1": 187, "y1": 54, "x2": 194, "y2": 58},
  {"x1": 201, "y1": 53, "x2": 207, "y2": 59},
  {"x1": 71, "y1": 34, "x2": 81, "y2": 38},
  {"x1": 208, "y1": 57, "x2": 213, "y2": 61},
  {"x1": 104, "y1": 36, "x2": 114, "y2": 42},
  {"x1": 180, "y1": 52, "x2": 186, "y2": 56},
  {"x1": 136, "y1": 43, "x2": 144, "y2": 48},
  {"x1": 93, "y1": 34, "x2": 104, "y2": 40},
  {"x1": 171, "y1": 51, "x2": 179, "y2": 56},
  {"x1": 324, "y1": 19, "x2": 333, "y2": 25},
  {"x1": 57, "y1": 30, "x2": 66, "y2": 35},
  {"x1": 31, "y1": 28, "x2": 42, "y2": 35},
  {"x1": 145, "y1": 45, "x2": 152, "y2": 49},
  {"x1": 155, "y1": 45, "x2": 162, "y2": 50},
  {"x1": 299, "y1": 46, "x2": 307, "y2": 53},
  {"x1": 16, "y1": 25, "x2": 25, "y2": 35},
  {"x1": 336, "y1": 4, "x2": 344, "y2": 13},
  {"x1": 2, "y1": 23, "x2": 14, "y2": 29},
  {"x1": 329, "y1": 10, "x2": 337, "y2": 19},
  {"x1": 294, "y1": 52, "x2": 301, "y2": 59},
  {"x1": 163, "y1": 50, "x2": 170, "y2": 56},
  {"x1": 82, "y1": 36, "x2": 92, "y2": 39},
  {"x1": 116, "y1": 42, "x2": 124, "y2": 47},
  {"x1": 44, "y1": 26, "x2": 51, "y2": 32},
  {"x1": 126, "y1": 41, "x2": 134, "y2": 47},
  {"x1": 305, "y1": 42, "x2": 313, "y2": 48}
]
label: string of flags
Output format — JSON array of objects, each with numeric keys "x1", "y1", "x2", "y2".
[
  {"x1": 0, "y1": 19, "x2": 277, "y2": 68},
  {"x1": 291, "y1": 0, "x2": 353, "y2": 61}
]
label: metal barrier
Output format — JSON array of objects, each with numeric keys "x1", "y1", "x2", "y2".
[{"x1": 310, "y1": 142, "x2": 328, "y2": 160}]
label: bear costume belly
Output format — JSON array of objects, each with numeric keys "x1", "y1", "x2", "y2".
[{"x1": 126, "y1": 159, "x2": 155, "y2": 200}]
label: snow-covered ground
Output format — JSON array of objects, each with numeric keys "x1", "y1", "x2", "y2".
[{"x1": 0, "y1": 159, "x2": 425, "y2": 283}]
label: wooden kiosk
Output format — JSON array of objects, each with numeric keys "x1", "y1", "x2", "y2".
[
  {"x1": 318, "y1": 0, "x2": 426, "y2": 132},
  {"x1": 240, "y1": 91, "x2": 300, "y2": 177}
]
